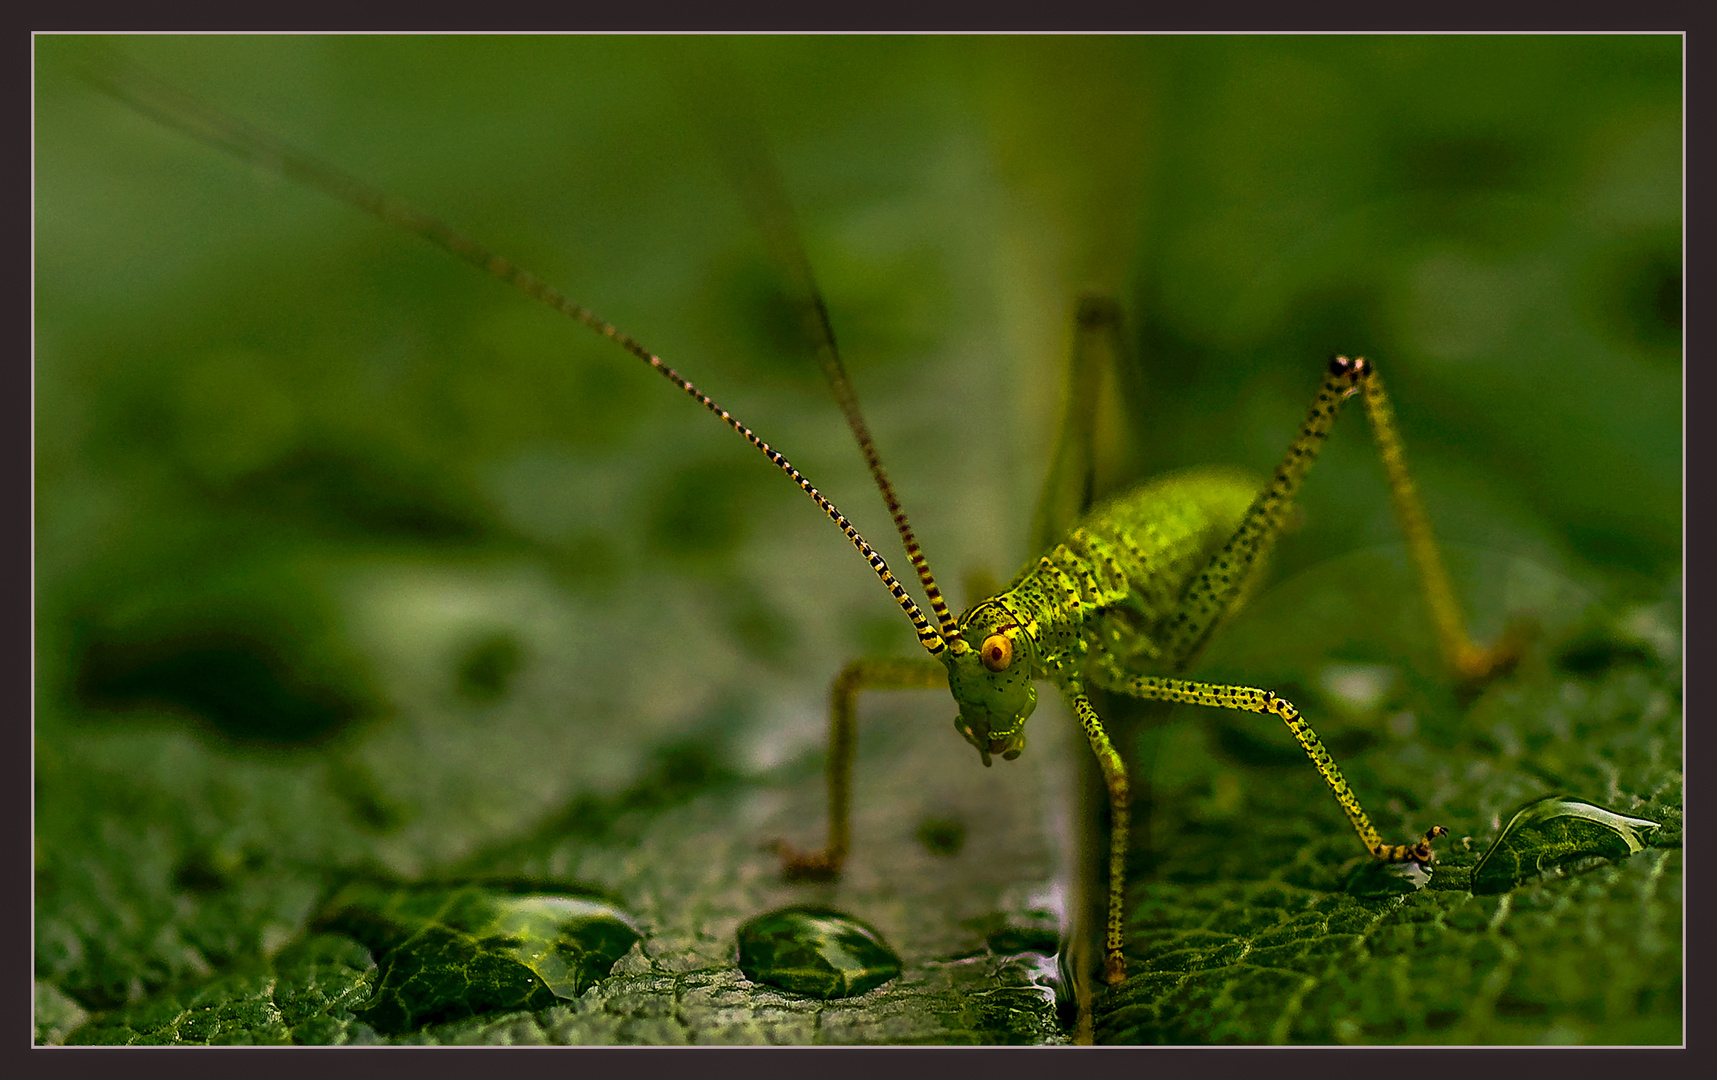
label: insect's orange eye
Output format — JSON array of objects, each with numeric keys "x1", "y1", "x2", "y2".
[{"x1": 981, "y1": 633, "x2": 1013, "y2": 672}]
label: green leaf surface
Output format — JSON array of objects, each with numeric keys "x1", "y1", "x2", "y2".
[
  {"x1": 66, "y1": 933, "x2": 379, "y2": 1045},
  {"x1": 1098, "y1": 624, "x2": 1682, "y2": 1044},
  {"x1": 35, "y1": 36, "x2": 1680, "y2": 1044}
]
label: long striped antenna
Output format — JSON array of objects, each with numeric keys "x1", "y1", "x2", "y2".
[
  {"x1": 677, "y1": 49, "x2": 963, "y2": 647},
  {"x1": 79, "y1": 47, "x2": 951, "y2": 658}
]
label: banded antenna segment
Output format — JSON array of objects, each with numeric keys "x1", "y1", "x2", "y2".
[
  {"x1": 701, "y1": 89, "x2": 963, "y2": 646},
  {"x1": 79, "y1": 46, "x2": 951, "y2": 658}
]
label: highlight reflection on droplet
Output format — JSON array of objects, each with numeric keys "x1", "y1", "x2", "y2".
[{"x1": 1471, "y1": 794, "x2": 1659, "y2": 894}]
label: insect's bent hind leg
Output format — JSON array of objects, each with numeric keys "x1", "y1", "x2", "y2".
[
  {"x1": 1157, "y1": 357, "x2": 1367, "y2": 668},
  {"x1": 1120, "y1": 359, "x2": 1452, "y2": 868},
  {"x1": 1063, "y1": 683, "x2": 1130, "y2": 987},
  {"x1": 775, "y1": 656, "x2": 947, "y2": 880},
  {"x1": 1355, "y1": 365, "x2": 1526, "y2": 685},
  {"x1": 1158, "y1": 355, "x2": 1519, "y2": 687},
  {"x1": 1089, "y1": 654, "x2": 1446, "y2": 865},
  {"x1": 1029, "y1": 295, "x2": 1134, "y2": 557}
]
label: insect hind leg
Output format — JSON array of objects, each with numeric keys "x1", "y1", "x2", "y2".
[
  {"x1": 1353, "y1": 362, "x2": 1529, "y2": 687},
  {"x1": 1029, "y1": 295, "x2": 1138, "y2": 558},
  {"x1": 1157, "y1": 357, "x2": 1368, "y2": 670},
  {"x1": 1158, "y1": 356, "x2": 1523, "y2": 689}
]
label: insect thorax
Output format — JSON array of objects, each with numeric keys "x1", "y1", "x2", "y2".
[{"x1": 1000, "y1": 465, "x2": 1263, "y2": 682}]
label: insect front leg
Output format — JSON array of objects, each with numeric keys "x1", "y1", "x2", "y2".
[{"x1": 774, "y1": 656, "x2": 947, "y2": 879}]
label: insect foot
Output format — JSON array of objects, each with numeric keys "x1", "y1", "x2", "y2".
[
  {"x1": 1372, "y1": 825, "x2": 1449, "y2": 865},
  {"x1": 1103, "y1": 953, "x2": 1126, "y2": 986},
  {"x1": 1454, "y1": 617, "x2": 1537, "y2": 696},
  {"x1": 769, "y1": 839, "x2": 844, "y2": 882}
]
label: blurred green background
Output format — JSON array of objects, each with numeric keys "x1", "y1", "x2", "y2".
[{"x1": 34, "y1": 35, "x2": 1680, "y2": 1044}]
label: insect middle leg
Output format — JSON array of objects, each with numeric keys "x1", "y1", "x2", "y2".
[
  {"x1": 774, "y1": 656, "x2": 947, "y2": 878},
  {"x1": 1087, "y1": 653, "x2": 1448, "y2": 863}
]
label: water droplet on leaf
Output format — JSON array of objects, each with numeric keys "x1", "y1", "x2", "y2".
[
  {"x1": 313, "y1": 879, "x2": 639, "y2": 1034},
  {"x1": 1471, "y1": 794, "x2": 1659, "y2": 893},
  {"x1": 736, "y1": 906, "x2": 901, "y2": 999}
]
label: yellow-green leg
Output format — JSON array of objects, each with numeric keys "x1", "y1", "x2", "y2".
[
  {"x1": 1158, "y1": 357, "x2": 1365, "y2": 668},
  {"x1": 1063, "y1": 684, "x2": 1131, "y2": 987},
  {"x1": 1159, "y1": 356, "x2": 1522, "y2": 686},
  {"x1": 1354, "y1": 363, "x2": 1526, "y2": 684},
  {"x1": 776, "y1": 656, "x2": 947, "y2": 879},
  {"x1": 1089, "y1": 655, "x2": 1446, "y2": 863}
]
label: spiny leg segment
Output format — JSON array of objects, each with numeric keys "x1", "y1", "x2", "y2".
[
  {"x1": 1158, "y1": 358, "x2": 1364, "y2": 667},
  {"x1": 1089, "y1": 654, "x2": 1446, "y2": 862}
]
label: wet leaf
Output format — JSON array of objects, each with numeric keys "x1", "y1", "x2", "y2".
[
  {"x1": 36, "y1": 36, "x2": 1679, "y2": 1045},
  {"x1": 64, "y1": 934, "x2": 379, "y2": 1046}
]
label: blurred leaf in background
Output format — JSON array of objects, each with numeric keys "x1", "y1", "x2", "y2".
[{"x1": 34, "y1": 34, "x2": 1678, "y2": 1044}]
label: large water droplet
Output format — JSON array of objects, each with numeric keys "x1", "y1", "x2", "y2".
[
  {"x1": 1471, "y1": 794, "x2": 1660, "y2": 894},
  {"x1": 736, "y1": 906, "x2": 902, "y2": 999},
  {"x1": 313, "y1": 879, "x2": 639, "y2": 1034}
]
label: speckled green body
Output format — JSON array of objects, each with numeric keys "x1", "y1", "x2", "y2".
[
  {"x1": 1010, "y1": 465, "x2": 1261, "y2": 673},
  {"x1": 945, "y1": 465, "x2": 1261, "y2": 756}
]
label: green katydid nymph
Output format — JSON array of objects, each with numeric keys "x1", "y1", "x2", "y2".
[{"x1": 82, "y1": 46, "x2": 1522, "y2": 1000}]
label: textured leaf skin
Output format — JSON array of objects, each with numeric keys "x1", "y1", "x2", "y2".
[
  {"x1": 65, "y1": 934, "x2": 379, "y2": 1046},
  {"x1": 1095, "y1": 636, "x2": 1682, "y2": 1045}
]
